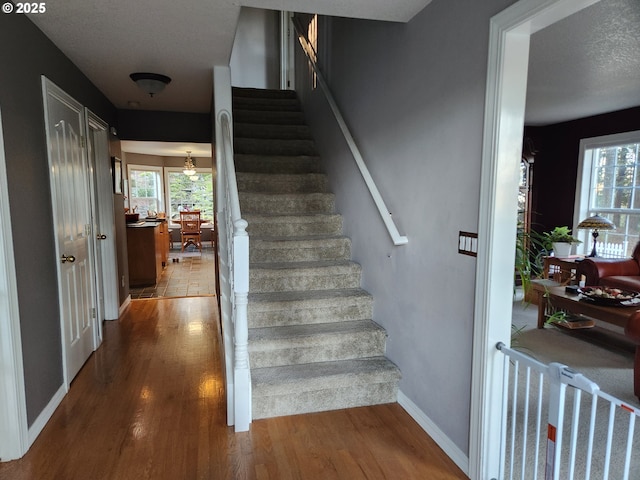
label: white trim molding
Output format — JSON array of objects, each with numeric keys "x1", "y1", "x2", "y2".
[
  {"x1": 27, "y1": 385, "x2": 65, "y2": 447},
  {"x1": 0, "y1": 108, "x2": 29, "y2": 461},
  {"x1": 469, "y1": 0, "x2": 600, "y2": 478},
  {"x1": 398, "y1": 391, "x2": 469, "y2": 476}
]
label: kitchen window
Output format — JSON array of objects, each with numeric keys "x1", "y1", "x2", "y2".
[{"x1": 127, "y1": 165, "x2": 164, "y2": 215}]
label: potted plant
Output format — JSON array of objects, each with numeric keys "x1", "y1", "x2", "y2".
[
  {"x1": 542, "y1": 226, "x2": 581, "y2": 258},
  {"x1": 515, "y1": 226, "x2": 546, "y2": 302}
]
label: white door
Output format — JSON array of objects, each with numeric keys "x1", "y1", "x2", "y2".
[
  {"x1": 86, "y1": 110, "x2": 119, "y2": 322},
  {"x1": 42, "y1": 78, "x2": 96, "y2": 385}
]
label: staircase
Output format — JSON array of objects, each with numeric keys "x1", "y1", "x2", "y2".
[{"x1": 232, "y1": 87, "x2": 401, "y2": 419}]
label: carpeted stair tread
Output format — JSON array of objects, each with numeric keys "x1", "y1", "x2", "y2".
[
  {"x1": 252, "y1": 357, "x2": 400, "y2": 392},
  {"x1": 240, "y1": 192, "x2": 335, "y2": 215},
  {"x1": 234, "y1": 154, "x2": 321, "y2": 174},
  {"x1": 248, "y1": 320, "x2": 386, "y2": 368},
  {"x1": 250, "y1": 319, "x2": 383, "y2": 341},
  {"x1": 244, "y1": 213, "x2": 343, "y2": 237},
  {"x1": 248, "y1": 288, "x2": 373, "y2": 328},
  {"x1": 250, "y1": 259, "x2": 360, "y2": 270},
  {"x1": 234, "y1": 123, "x2": 313, "y2": 140},
  {"x1": 233, "y1": 110, "x2": 307, "y2": 125},
  {"x1": 235, "y1": 137, "x2": 316, "y2": 156},
  {"x1": 250, "y1": 236, "x2": 351, "y2": 263},
  {"x1": 237, "y1": 172, "x2": 327, "y2": 193},
  {"x1": 232, "y1": 87, "x2": 298, "y2": 99},
  {"x1": 249, "y1": 261, "x2": 362, "y2": 293},
  {"x1": 233, "y1": 98, "x2": 301, "y2": 112},
  {"x1": 251, "y1": 357, "x2": 400, "y2": 419}
]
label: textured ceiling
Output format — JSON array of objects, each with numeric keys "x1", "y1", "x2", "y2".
[
  {"x1": 27, "y1": 0, "x2": 431, "y2": 115},
  {"x1": 526, "y1": 0, "x2": 640, "y2": 125}
]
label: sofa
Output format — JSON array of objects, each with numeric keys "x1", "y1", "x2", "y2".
[{"x1": 577, "y1": 241, "x2": 640, "y2": 292}]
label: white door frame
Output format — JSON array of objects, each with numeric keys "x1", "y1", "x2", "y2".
[
  {"x1": 0, "y1": 108, "x2": 29, "y2": 461},
  {"x1": 280, "y1": 11, "x2": 295, "y2": 90},
  {"x1": 469, "y1": 0, "x2": 600, "y2": 478}
]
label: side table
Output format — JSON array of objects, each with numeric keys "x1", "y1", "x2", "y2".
[{"x1": 543, "y1": 255, "x2": 585, "y2": 285}]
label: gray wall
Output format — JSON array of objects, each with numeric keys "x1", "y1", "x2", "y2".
[
  {"x1": 0, "y1": 13, "x2": 116, "y2": 425},
  {"x1": 230, "y1": 7, "x2": 280, "y2": 89},
  {"x1": 296, "y1": 0, "x2": 514, "y2": 454}
]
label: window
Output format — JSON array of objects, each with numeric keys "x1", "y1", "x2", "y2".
[
  {"x1": 128, "y1": 165, "x2": 164, "y2": 215},
  {"x1": 165, "y1": 168, "x2": 214, "y2": 224},
  {"x1": 575, "y1": 131, "x2": 640, "y2": 258},
  {"x1": 308, "y1": 14, "x2": 318, "y2": 89}
]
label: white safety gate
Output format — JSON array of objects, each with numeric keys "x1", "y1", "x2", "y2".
[{"x1": 497, "y1": 342, "x2": 640, "y2": 479}]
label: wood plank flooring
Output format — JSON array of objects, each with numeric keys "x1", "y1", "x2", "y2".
[{"x1": 0, "y1": 297, "x2": 468, "y2": 479}]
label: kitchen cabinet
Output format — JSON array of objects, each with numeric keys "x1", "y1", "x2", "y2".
[{"x1": 126, "y1": 221, "x2": 166, "y2": 287}]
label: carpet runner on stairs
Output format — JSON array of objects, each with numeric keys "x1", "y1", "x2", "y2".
[{"x1": 232, "y1": 87, "x2": 401, "y2": 420}]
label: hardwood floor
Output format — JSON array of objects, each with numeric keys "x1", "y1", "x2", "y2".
[{"x1": 0, "y1": 297, "x2": 467, "y2": 479}]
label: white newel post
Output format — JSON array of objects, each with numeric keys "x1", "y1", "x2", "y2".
[{"x1": 233, "y1": 219, "x2": 251, "y2": 432}]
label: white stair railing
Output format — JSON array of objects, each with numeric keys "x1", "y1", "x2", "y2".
[
  {"x1": 291, "y1": 17, "x2": 408, "y2": 246},
  {"x1": 214, "y1": 65, "x2": 251, "y2": 432}
]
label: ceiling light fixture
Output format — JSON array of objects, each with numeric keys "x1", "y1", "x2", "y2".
[
  {"x1": 129, "y1": 72, "x2": 172, "y2": 97},
  {"x1": 183, "y1": 151, "x2": 196, "y2": 176}
]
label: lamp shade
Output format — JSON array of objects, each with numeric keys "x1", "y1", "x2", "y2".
[
  {"x1": 577, "y1": 214, "x2": 615, "y2": 257},
  {"x1": 577, "y1": 214, "x2": 616, "y2": 230},
  {"x1": 129, "y1": 72, "x2": 171, "y2": 97}
]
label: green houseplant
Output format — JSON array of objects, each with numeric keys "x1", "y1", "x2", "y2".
[
  {"x1": 542, "y1": 226, "x2": 581, "y2": 258},
  {"x1": 515, "y1": 227, "x2": 546, "y2": 300}
]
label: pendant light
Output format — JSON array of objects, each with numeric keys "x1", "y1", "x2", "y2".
[{"x1": 183, "y1": 151, "x2": 196, "y2": 176}]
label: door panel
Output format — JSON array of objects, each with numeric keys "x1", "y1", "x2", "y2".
[{"x1": 43, "y1": 78, "x2": 96, "y2": 384}]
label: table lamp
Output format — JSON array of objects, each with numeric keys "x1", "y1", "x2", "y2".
[{"x1": 577, "y1": 214, "x2": 615, "y2": 257}]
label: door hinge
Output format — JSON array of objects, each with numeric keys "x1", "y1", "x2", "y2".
[
  {"x1": 91, "y1": 308, "x2": 96, "y2": 319},
  {"x1": 85, "y1": 224, "x2": 91, "y2": 236},
  {"x1": 81, "y1": 136, "x2": 86, "y2": 148}
]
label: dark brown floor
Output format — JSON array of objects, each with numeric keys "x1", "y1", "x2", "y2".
[{"x1": 0, "y1": 297, "x2": 468, "y2": 479}]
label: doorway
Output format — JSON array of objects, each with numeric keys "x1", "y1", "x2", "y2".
[{"x1": 469, "y1": 0, "x2": 601, "y2": 478}]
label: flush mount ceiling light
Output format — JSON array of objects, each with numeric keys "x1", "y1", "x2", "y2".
[
  {"x1": 183, "y1": 151, "x2": 196, "y2": 176},
  {"x1": 129, "y1": 72, "x2": 171, "y2": 97}
]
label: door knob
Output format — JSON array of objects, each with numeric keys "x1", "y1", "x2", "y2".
[
  {"x1": 96, "y1": 234, "x2": 107, "y2": 240},
  {"x1": 61, "y1": 254, "x2": 76, "y2": 264}
]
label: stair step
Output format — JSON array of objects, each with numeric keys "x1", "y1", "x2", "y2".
[
  {"x1": 232, "y1": 87, "x2": 298, "y2": 99},
  {"x1": 240, "y1": 192, "x2": 334, "y2": 215},
  {"x1": 248, "y1": 288, "x2": 373, "y2": 328},
  {"x1": 251, "y1": 357, "x2": 401, "y2": 419},
  {"x1": 234, "y1": 154, "x2": 321, "y2": 174},
  {"x1": 234, "y1": 123, "x2": 313, "y2": 140},
  {"x1": 250, "y1": 260, "x2": 362, "y2": 293},
  {"x1": 250, "y1": 236, "x2": 351, "y2": 263},
  {"x1": 249, "y1": 320, "x2": 386, "y2": 368},
  {"x1": 235, "y1": 138, "x2": 316, "y2": 156},
  {"x1": 233, "y1": 97, "x2": 301, "y2": 112},
  {"x1": 237, "y1": 172, "x2": 327, "y2": 194},
  {"x1": 245, "y1": 213, "x2": 342, "y2": 237},
  {"x1": 233, "y1": 110, "x2": 307, "y2": 125}
]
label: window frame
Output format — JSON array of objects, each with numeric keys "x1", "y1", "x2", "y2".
[
  {"x1": 127, "y1": 164, "x2": 165, "y2": 215},
  {"x1": 163, "y1": 166, "x2": 215, "y2": 226},
  {"x1": 574, "y1": 130, "x2": 640, "y2": 257}
]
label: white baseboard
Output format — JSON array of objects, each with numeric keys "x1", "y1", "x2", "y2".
[
  {"x1": 118, "y1": 295, "x2": 131, "y2": 317},
  {"x1": 27, "y1": 384, "x2": 66, "y2": 447},
  {"x1": 397, "y1": 390, "x2": 469, "y2": 476}
]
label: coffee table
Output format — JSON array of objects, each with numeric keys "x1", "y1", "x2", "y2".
[{"x1": 537, "y1": 285, "x2": 640, "y2": 400}]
